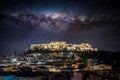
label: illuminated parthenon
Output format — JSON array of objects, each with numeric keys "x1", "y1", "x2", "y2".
[{"x1": 30, "y1": 41, "x2": 98, "y2": 51}]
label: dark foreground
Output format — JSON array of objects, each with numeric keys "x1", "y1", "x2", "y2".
[{"x1": 0, "y1": 70, "x2": 120, "y2": 80}]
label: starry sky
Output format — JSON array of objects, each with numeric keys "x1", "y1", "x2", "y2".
[{"x1": 0, "y1": 0, "x2": 120, "y2": 54}]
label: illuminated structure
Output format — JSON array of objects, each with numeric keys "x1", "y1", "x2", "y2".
[{"x1": 30, "y1": 41, "x2": 98, "y2": 51}]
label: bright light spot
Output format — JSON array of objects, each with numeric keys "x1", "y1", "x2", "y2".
[
  {"x1": 17, "y1": 63, "x2": 20, "y2": 65},
  {"x1": 45, "y1": 12, "x2": 63, "y2": 19},
  {"x1": 51, "y1": 13, "x2": 61, "y2": 19}
]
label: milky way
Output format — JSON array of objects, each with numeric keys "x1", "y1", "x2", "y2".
[
  {"x1": 10, "y1": 12, "x2": 87, "y2": 31},
  {"x1": 10, "y1": 10, "x2": 120, "y2": 32}
]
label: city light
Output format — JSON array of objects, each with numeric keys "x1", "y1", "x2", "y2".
[{"x1": 30, "y1": 41, "x2": 98, "y2": 51}]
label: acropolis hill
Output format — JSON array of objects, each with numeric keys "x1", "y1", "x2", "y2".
[{"x1": 27, "y1": 41, "x2": 98, "y2": 52}]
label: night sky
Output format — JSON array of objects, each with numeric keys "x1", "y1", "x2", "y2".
[{"x1": 0, "y1": 0, "x2": 120, "y2": 54}]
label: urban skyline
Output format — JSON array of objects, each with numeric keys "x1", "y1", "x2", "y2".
[{"x1": 0, "y1": 40, "x2": 119, "y2": 80}]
